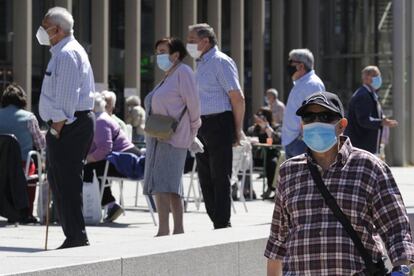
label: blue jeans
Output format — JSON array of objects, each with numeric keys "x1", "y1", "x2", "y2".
[{"x1": 285, "y1": 136, "x2": 307, "y2": 159}]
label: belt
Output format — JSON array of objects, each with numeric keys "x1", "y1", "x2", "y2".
[
  {"x1": 74, "y1": 110, "x2": 91, "y2": 116},
  {"x1": 47, "y1": 110, "x2": 91, "y2": 126},
  {"x1": 201, "y1": 111, "x2": 231, "y2": 119}
]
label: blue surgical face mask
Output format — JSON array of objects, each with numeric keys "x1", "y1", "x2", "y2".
[
  {"x1": 371, "y1": 75, "x2": 382, "y2": 90},
  {"x1": 303, "y1": 122, "x2": 338, "y2": 153},
  {"x1": 156, "y1": 54, "x2": 173, "y2": 71}
]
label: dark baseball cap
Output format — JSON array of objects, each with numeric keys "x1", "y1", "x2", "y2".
[{"x1": 296, "y1": 91, "x2": 344, "y2": 118}]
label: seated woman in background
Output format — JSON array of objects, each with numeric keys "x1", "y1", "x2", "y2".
[
  {"x1": 83, "y1": 92, "x2": 141, "y2": 223},
  {"x1": 247, "y1": 107, "x2": 281, "y2": 199},
  {"x1": 125, "y1": 95, "x2": 146, "y2": 143},
  {"x1": 0, "y1": 84, "x2": 46, "y2": 223}
]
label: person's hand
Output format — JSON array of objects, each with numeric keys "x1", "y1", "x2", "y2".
[
  {"x1": 233, "y1": 130, "x2": 242, "y2": 147},
  {"x1": 383, "y1": 118, "x2": 398, "y2": 128},
  {"x1": 254, "y1": 115, "x2": 268, "y2": 129},
  {"x1": 189, "y1": 137, "x2": 204, "y2": 156},
  {"x1": 51, "y1": 121, "x2": 65, "y2": 138}
]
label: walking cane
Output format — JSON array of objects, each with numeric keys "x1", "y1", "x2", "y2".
[{"x1": 44, "y1": 184, "x2": 51, "y2": 250}]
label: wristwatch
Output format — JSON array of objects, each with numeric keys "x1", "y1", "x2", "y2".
[
  {"x1": 391, "y1": 265, "x2": 411, "y2": 275},
  {"x1": 50, "y1": 127, "x2": 59, "y2": 138}
]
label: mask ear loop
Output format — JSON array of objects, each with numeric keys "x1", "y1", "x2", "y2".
[{"x1": 336, "y1": 119, "x2": 344, "y2": 152}]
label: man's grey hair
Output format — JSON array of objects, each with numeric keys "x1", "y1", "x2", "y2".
[
  {"x1": 45, "y1": 7, "x2": 74, "y2": 35},
  {"x1": 93, "y1": 92, "x2": 106, "y2": 113},
  {"x1": 101, "y1": 90, "x2": 117, "y2": 108},
  {"x1": 266, "y1": 88, "x2": 278, "y2": 99},
  {"x1": 289, "y1": 49, "x2": 314, "y2": 71},
  {"x1": 362, "y1": 65, "x2": 380, "y2": 76},
  {"x1": 188, "y1": 23, "x2": 217, "y2": 46},
  {"x1": 126, "y1": 95, "x2": 141, "y2": 107}
]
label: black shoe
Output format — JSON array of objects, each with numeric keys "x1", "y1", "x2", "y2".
[
  {"x1": 244, "y1": 190, "x2": 257, "y2": 200},
  {"x1": 56, "y1": 238, "x2": 90, "y2": 250},
  {"x1": 214, "y1": 222, "x2": 232, "y2": 229},
  {"x1": 261, "y1": 189, "x2": 273, "y2": 199},
  {"x1": 19, "y1": 215, "x2": 39, "y2": 224},
  {"x1": 7, "y1": 215, "x2": 38, "y2": 225},
  {"x1": 7, "y1": 219, "x2": 18, "y2": 225},
  {"x1": 104, "y1": 203, "x2": 124, "y2": 223}
]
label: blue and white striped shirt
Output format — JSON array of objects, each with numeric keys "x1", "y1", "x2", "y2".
[
  {"x1": 281, "y1": 70, "x2": 325, "y2": 146},
  {"x1": 195, "y1": 46, "x2": 242, "y2": 115},
  {"x1": 39, "y1": 35, "x2": 95, "y2": 124}
]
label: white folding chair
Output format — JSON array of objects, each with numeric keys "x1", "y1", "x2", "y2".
[
  {"x1": 231, "y1": 143, "x2": 252, "y2": 213},
  {"x1": 100, "y1": 160, "x2": 157, "y2": 226},
  {"x1": 184, "y1": 159, "x2": 203, "y2": 212},
  {"x1": 25, "y1": 150, "x2": 45, "y2": 220}
]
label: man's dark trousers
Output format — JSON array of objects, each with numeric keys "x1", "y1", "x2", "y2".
[
  {"x1": 196, "y1": 111, "x2": 234, "y2": 229},
  {"x1": 46, "y1": 111, "x2": 95, "y2": 242}
]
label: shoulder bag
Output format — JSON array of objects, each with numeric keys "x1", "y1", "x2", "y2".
[{"x1": 144, "y1": 107, "x2": 187, "y2": 140}]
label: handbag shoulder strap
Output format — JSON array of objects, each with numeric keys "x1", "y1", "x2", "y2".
[
  {"x1": 178, "y1": 106, "x2": 187, "y2": 122},
  {"x1": 149, "y1": 62, "x2": 185, "y2": 118},
  {"x1": 306, "y1": 160, "x2": 385, "y2": 275}
]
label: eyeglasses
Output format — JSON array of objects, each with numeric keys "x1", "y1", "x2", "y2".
[{"x1": 301, "y1": 112, "x2": 340, "y2": 124}]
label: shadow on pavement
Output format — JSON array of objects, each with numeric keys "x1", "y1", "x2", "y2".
[
  {"x1": 89, "y1": 222, "x2": 154, "y2": 228},
  {"x1": 0, "y1": 246, "x2": 43, "y2": 253}
]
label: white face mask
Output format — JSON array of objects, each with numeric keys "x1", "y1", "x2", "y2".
[
  {"x1": 186, "y1": 43, "x2": 202, "y2": 59},
  {"x1": 36, "y1": 26, "x2": 55, "y2": 46}
]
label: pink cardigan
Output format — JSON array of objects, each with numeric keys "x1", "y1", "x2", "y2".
[{"x1": 151, "y1": 63, "x2": 201, "y2": 148}]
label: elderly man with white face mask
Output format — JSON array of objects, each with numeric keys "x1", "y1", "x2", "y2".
[
  {"x1": 266, "y1": 92, "x2": 414, "y2": 276},
  {"x1": 186, "y1": 23, "x2": 245, "y2": 230},
  {"x1": 37, "y1": 7, "x2": 95, "y2": 249}
]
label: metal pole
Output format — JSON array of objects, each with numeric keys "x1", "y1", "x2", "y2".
[
  {"x1": 271, "y1": 0, "x2": 284, "y2": 101},
  {"x1": 154, "y1": 0, "x2": 170, "y2": 84},
  {"x1": 252, "y1": 0, "x2": 265, "y2": 114},
  {"x1": 182, "y1": 0, "x2": 197, "y2": 68},
  {"x1": 124, "y1": 0, "x2": 142, "y2": 98},
  {"x1": 391, "y1": 0, "x2": 407, "y2": 165},
  {"x1": 208, "y1": 0, "x2": 221, "y2": 48},
  {"x1": 231, "y1": 0, "x2": 244, "y2": 89},
  {"x1": 13, "y1": 0, "x2": 32, "y2": 111},
  {"x1": 91, "y1": 0, "x2": 109, "y2": 91}
]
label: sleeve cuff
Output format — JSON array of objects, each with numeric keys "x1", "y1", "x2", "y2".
[
  {"x1": 190, "y1": 118, "x2": 202, "y2": 130},
  {"x1": 388, "y1": 240, "x2": 414, "y2": 264},
  {"x1": 50, "y1": 110, "x2": 69, "y2": 123},
  {"x1": 265, "y1": 237, "x2": 287, "y2": 260}
]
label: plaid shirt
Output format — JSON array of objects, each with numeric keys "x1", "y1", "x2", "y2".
[{"x1": 265, "y1": 136, "x2": 414, "y2": 275}]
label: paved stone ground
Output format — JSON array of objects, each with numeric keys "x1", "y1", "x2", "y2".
[
  {"x1": 0, "y1": 167, "x2": 413, "y2": 275},
  {"x1": 0, "y1": 171, "x2": 275, "y2": 257}
]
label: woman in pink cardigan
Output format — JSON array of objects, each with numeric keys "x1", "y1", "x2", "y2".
[{"x1": 144, "y1": 37, "x2": 201, "y2": 236}]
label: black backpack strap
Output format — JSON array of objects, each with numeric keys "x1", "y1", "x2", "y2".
[{"x1": 307, "y1": 160, "x2": 387, "y2": 275}]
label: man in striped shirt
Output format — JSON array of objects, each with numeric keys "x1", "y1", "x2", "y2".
[
  {"x1": 38, "y1": 7, "x2": 95, "y2": 249},
  {"x1": 187, "y1": 23, "x2": 245, "y2": 229},
  {"x1": 266, "y1": 92, "x2": 414, "y2": 275}
]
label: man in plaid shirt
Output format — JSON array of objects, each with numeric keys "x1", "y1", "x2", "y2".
[{"x1": 265, "y1": 91, "x2": 414, "y2": 275}]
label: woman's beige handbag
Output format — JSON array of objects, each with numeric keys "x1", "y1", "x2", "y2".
[
  {"x1": 144, "y1": 114, "x2": 179, "y2": 140},
  {"x1": 145, "y1": 106, "x2": 187, "y2": 140}
]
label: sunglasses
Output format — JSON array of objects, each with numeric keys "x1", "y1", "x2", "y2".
[{"x1": 301, "y1": 112, "x2": 340, "y2": 124}]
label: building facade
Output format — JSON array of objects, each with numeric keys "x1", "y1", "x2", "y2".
[{"x1": 0, "y1": 0, "x2": 413, "y2": 166}]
